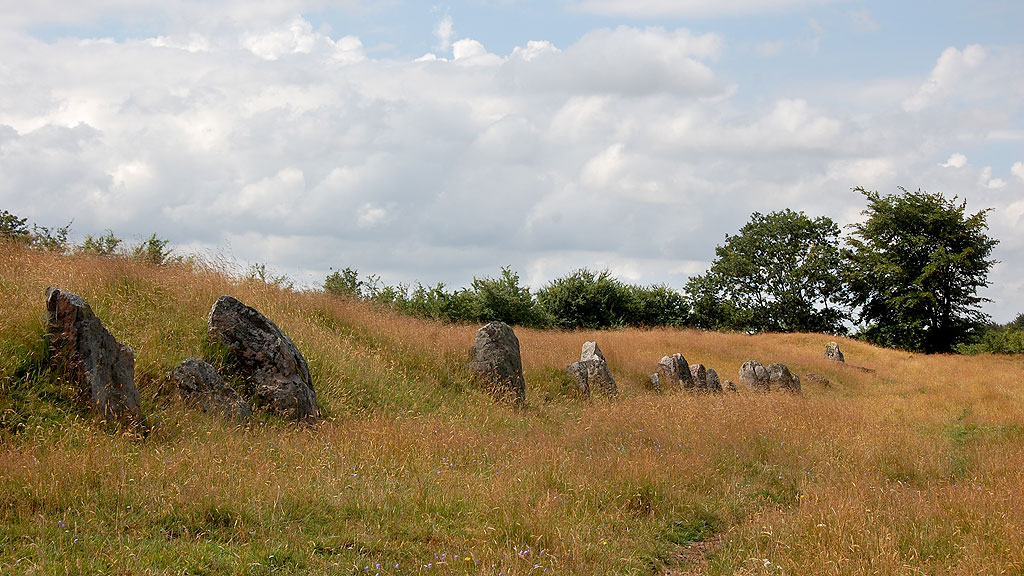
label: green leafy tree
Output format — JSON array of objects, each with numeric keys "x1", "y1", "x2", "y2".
[
  {"x1": 623, "y1": 284, "x2": 689, "y2": 327},
  {"x1": 845, "y1": 187, "x2": 998, "y2": 353},
  {"x1": 79, "y1": 230, "x2": 122, "y2": 256},
  {"x1": 324, "y1": 267, "x2": 365, "y2": 298},
  {"x1": 685, "y1": 209, "x2": 847, "y2": 334},
  {"x1": 536, "y1": 268, "x2": 633, "y2": 329},
  {"x1": 471, "y1": 267, "x2": 547, "y2": 327},
  {"x1": 132, "y1": 233, "x2": 173, "y2": 265},
  {"x1": 1, "y1": 209, "x2": 30, "y2": 240}
]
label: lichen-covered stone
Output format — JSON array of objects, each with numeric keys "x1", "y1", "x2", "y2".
[
  {"x1": 467, "y1": 322, "x2": 526, "y2": 403},
  {"x1": 208, "y1": 295, "x2": 318, "y2": 420},
  {"x1": 168, "y1": 358, "x2": 252, "y2": 423},
  {"x1": 825, "y1": 341, "x2": 845, "y2": 362},
  {"x1": 739, "y1": 360, "x2": 770, "y2": 392},
  {"x1": 767, "y1": 363, "x2": 801, "y2": 394},
  {"x1": 46, "y1": 287, "x2": 140, "y2": 424}
]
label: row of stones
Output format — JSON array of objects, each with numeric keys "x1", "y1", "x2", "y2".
[
  {"x1": 468, "y1": 321, "x2": 846, "y2": 400},
  {"x1": 46, "y1": 289, "x2": 845, "y2": 425}
]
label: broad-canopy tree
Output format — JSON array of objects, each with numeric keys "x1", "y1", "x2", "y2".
[
  {"x1": 684, "y1": 208, "x2": 847, "y2": 334},
  {"x1": 844, "y1": 187, "x2": 998, "y2": 353}
]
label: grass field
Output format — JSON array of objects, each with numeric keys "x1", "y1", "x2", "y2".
[{"x1": 2, "y1": 242, "x2": 1023, "y2": 575}]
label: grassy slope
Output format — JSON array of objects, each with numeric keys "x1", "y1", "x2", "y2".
[{"x1": 1, "y1": 242, "x2": 1023, "y2": 575}]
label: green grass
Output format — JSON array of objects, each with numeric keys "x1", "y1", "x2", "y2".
[{"x1": 2, "y1": 243, "x2": 1024, "y2": 574}]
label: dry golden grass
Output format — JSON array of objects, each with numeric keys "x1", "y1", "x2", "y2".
[{"x1": 2, "y1": 241, "x2": 1023, "y2": 575}]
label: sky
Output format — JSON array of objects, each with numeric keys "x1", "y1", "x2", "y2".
[{"x1": 1, "y1": 0, "x2": 1022, "y2": 322}]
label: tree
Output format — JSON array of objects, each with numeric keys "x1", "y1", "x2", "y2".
[
  {"x1": 471, "y1": 267, "x2": 546, "y2": 327},
  {"x1": 132, "y1": 233, "x2": 173, "y2": 265},
  {"x1": 536, "y1": 268, "x2": 633, "y2": 329},
  {"x1": 1, "y1": 209, "x2": 30, "y2": 240},
  {"x1": 684, "y1": 209, "x2": 847, "y2": 334},
  {"x1": 844, "y1": 187, "x2": 998, "y2": 353}
]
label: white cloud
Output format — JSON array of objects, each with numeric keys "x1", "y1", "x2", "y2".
[
  {"x1": 941, "y1": 153, "x2": 967, "y2": 168},
  {"x1": 1, "y1": 13, "x2": 1022, "y2": 323},
  {"x1": 979, "y1": 166, "x2": 1007, "y2": 189},
  {"x1": 904, "y1": 45, "x2": 987, "y2": 112},
  {"x1": 434, "y1": 14, "x2": 454, "y2": 52},
  {"x1": 569, "y1": 0, "x2": 848, "y2": 19},
  {"x1": 1012, "y1": 161, "x2": 1024, "y2": 182}
]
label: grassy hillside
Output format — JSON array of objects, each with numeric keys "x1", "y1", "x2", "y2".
[{"x1": 2, "y1": 242, "x2": 1023, "y2": 575}]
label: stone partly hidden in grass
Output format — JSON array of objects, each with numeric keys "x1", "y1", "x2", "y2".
[
  {"x1": 653, "y1": 353, "x2": 695, "y2": 391},
  {"x1": 767, "y1": 363, "x2": 801, "y2": 393},
  {"x1": 825, "y1": 341, "x2": 845, "y2": 362},
  {"x1": 565, "y1": 341, "x2": 617, "y2": 397},
  {"x1": 739, "y1": 360, "x2": 770, "y2": 392},
  {"x1": 467, "y1": 321, "x2": 526, "y2": 404},
  {"x1": 45, "y1": 286, "x2": 141, "y2": 424},
  {"x1": 167, "y1": 358, "x2": 252, "y2": 423},
  {"x1": 705, "y1": 366, "x2": 723, "y2": 393},
  {"x1": 207, "y1": 295, "x2": 318, "y2": 421}
]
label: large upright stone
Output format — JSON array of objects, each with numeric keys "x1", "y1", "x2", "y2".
[
  {"x1": 739, "y1": 360, "x2": 770, "y2": 392},
  {"x1": 565, "y1": 341, "x2": 617, "y2": 397},
  {"x1": 208, "y1": 295, "x2": 318, "y2": 420},
  {"x1": 167, "y1": 358, "x2": 252, "y2": 423},
  {"x1": 825, "y1": 341, "x2": 845, "y2": 363},
  {"x1": 689, "y1": 364, "x2": 707, "y2": 390},
  {"x1": 652, "y1": 353, "x2": 694, "y2": 391},
  {"x1": 467, "y1": 322, "x2": 526, "y2": 403},
  {"x1": 45, "y1": 287, "x2": 140, "y2": 424},
  {"x1": 705, "y1": 367, "x2": 723, "y2": 393},
  {"x1": 767, "y1": 363, "x2": 801, "y2": 394}
]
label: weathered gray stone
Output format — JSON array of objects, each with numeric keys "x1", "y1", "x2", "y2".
[
  {"x1": 168, "y1": 358, "x2": 252, "y2": 423},
  {"x1": 467, "y1": 322, "x2": 526, "y2": 403},
  {"x1": 689, "y1": 364, "x2": 707, "y2": 391},
  {"x1": 576, "y1": 341, "x2": 617, "y2": 396},
  {"x1": 652, "y1": 353, "x2": 694, "y2": 390},
  {"x1": 565, "y1": 362, "x2": 590, "y2": 397},
  {"x1": 723, "y1": 379, "x2": 738, "y2": 393},
  {"x1": 45, "y1": 287, "x2": 140, "y2": 424},
  {"x1": 825, "y1": 341, "x2": 845, "y2": 363},
  {"x1": 739, "y1": 360, "x2": 770, "y2": 392},
  {"x1": 705, "y1": 367, "x2": 722, "y2": 393},
  {"x1": 767, "y1": 363, "x2": 801, "y2": 394},
  {"x1": 648, "y1": 373, "x2": 662, "y2": 392},
  {"x1": 208, "y1": 295, "x2": 318, "y2": 420}
]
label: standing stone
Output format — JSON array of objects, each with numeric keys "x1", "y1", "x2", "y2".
[
  {"x1": 167, "y1": 358, "x2": 252, "y2": 423},
  {"x1": 564, "y1": 361, "x2": 590, "y2": 397},
  {"x1": 722, "y1": 380, "x2": 738, "y2": 393},
  {"x1": 739, "y1": 360, "x2": 770, "y2": 392},
  {"x1": 208, "y1": 295, "x2": 318, "y2": 420},
  {"x1": 689, "y1": 364, "x2": 707, "y2": 391},
  {"x1": 45, "y1": 287, "x2": 140, "y2": 424},
  {"x1": 825, "y1": 342, "x2": 845, "y2": 363},
  {"x1": 581, "y1": 342, "x2": 617, "y2": 396},
  {"x1": 566, "y1": 341, "x2": 617, "y2": 397},
  {"x1": 648, "y1": 373, "x2": 662, "y2": 392},
  {"x1": 767, "y1": 363, "x2": 802, "y2": 394},
  {"x1": 705, "y1": 368, "x2": 722, "y2": 393},
  {"x1": 652, "y1": 353, "x2": 694, "y2": 390},
  {"x1": 467, "y1": 322, "x2": 526, "y2": 403}
]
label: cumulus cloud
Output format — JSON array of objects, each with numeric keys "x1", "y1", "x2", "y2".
[
  {"x1": 1013, "y1": 161, "x2": 1024, "y2": 182},
  {"x1": 434, "y1": 13, "x2": 454, "y2": 52},
  {"x1": 941, "y1": 153, "x2": 967, "y2": 168},
  {"x1": 0, "y1": 9, "x2": 1022, "y2": 322},
  {"x1": 569, "y1": 0, "x2": 848, "y2": 19},
  {"x1": 904, "y1": 45, "x2": 986, "y2": 112}
]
